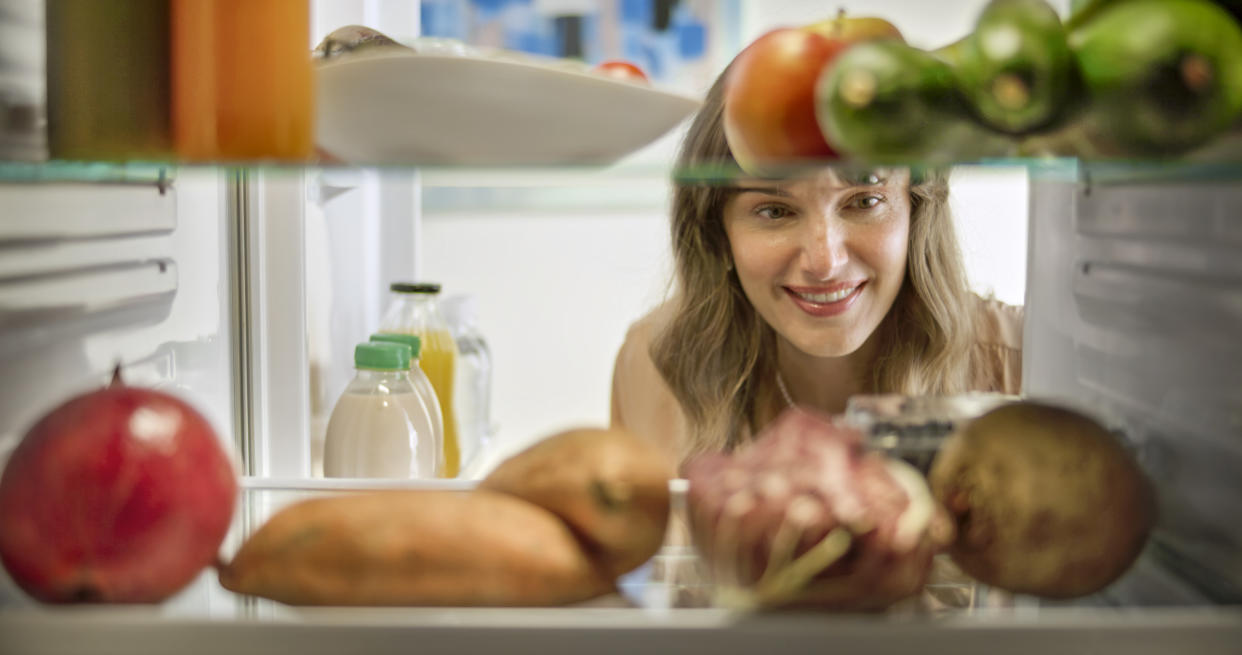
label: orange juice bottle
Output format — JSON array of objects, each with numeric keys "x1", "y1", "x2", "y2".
[
  {"x1": 378, "y1": 283, "x2": 462, "y2": 478},
  {"x1": 171, "y1": 0, "x2": 314, "y2": 160}
]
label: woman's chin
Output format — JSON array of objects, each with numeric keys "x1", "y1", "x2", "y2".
[{"x1": 784, "y1": 333, "x2": 870, "y2": 360}]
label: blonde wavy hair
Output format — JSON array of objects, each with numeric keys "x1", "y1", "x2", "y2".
[{"x1": 651, "y1": 71, "x2": 981, "y2": 455}]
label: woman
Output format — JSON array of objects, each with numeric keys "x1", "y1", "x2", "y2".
[
  {"x1": 610, "y1": 65, "x2": 1022, "y2": 612},
  {"x1": 610, "y1": 71, "x2": 1022, "y2": 467}
]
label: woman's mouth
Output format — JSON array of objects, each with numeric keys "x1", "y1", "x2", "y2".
[{"x1": 785, "y1": 283, "x2": 865, "y2": 317}]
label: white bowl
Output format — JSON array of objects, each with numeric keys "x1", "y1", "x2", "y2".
[{"x1": 315, "y1": 51, "x2": 702, "y2": 166}]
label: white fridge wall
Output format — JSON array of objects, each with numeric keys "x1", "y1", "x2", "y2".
[
  {"x1": 950, "y1": 165, "x2": 1030, "y2": 306},
  {"x1": 421, "y1": 194, "x2": 677, "y2": 471}
]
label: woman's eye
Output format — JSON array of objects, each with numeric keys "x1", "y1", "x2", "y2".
[
  {"x1": 850, "y1": 195, "x2": 884, "y2": 210},
  {"x1": 756, "y1": 205, "x2": 793, "y2": 220}
]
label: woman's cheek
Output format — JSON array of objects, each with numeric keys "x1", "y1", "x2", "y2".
[
  {"x1": 732, "y1": 229, "x2": 795, "y2": 280},
  {"x1": 858, "y1": 216, "x2": 909, "y2": 281}
]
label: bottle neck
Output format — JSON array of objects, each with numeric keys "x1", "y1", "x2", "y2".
[
  {"x1": 352, "y1": 368, "x2": 413, "y2": 392},
  {"x1": 384, "y1": 292, "x2": 449, "y2": 334},
  {"x1": 400, "y1": 293, "x2": 441, "y2": 311}
]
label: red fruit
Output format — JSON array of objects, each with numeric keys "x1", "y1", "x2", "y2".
[
  {"x1": 723, "y1": 28, "x2": 846, "y2": 172},
  {"x1": 593, "y1": 59, "x2": 649, "y2": 84},
  {"x1": 802, "y1": 12, "x2": 904, "y2": 43},
  {"x1": 0, "y1": 370, "x2": 238, "y2": 603}
]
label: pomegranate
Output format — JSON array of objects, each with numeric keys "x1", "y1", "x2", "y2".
[{"x1": 0, "y1": 367, "x2": 238, "y2": 603}]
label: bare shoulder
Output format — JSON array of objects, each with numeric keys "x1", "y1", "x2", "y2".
[
  {"x1": 621, "y1": 301, "x2": 676, "y2": 348},
  {"x1": 614, "y1": 301, "x2": 684, "y2": 391},
  {"x1": 613, "y1": 301, "x2": 677, "y2": 408},
  {"x1": 611, "y1": 301, "x2": 688, "y2": 464},
  {"x1": 970, "y1": 294, "x2": 1024, "y2": 394},
  {"x1": 974, "y1": 294, "x2": 1024, "y2": 351}
]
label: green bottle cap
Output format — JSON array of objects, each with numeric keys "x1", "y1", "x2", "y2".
[
  {"x1": 354, "y1": 342, "x2": 410, "y2": 371},
  {"x1": 370, "y1": 333, "x2": 422, "y2": 359}
]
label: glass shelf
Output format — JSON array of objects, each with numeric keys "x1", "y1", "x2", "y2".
[
  {"x1": 0, "y1": 161, "x2": 172, "y2": 186},
  {"x1": 4, "y1": 157, "x2": 1242, "y2": 188}
]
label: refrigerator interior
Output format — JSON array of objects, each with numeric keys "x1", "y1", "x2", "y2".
[{"x1": 0, "y1": 0, "x2": 1240, "y2": 652}]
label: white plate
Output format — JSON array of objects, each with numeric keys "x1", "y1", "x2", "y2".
[{"x1": 316, "y1": 51, "x2": 702, "y2": 166}]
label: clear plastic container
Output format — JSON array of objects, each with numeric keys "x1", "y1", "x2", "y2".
[
  {"x1": 439, "y1": 294, "x2": 493, "y2": 475},
  {"x1": 369, "y1": 332, "x2": 446, "y2": 475},
  {"x1": 378, "y1": 282, "x2": 462, "y2": 478},
  {"x1": 843, "y1": 393, "x2": 1019, "y2": 474},
  {"x1": 322, "y1": 342, "x2": 439, "y2": 479}
]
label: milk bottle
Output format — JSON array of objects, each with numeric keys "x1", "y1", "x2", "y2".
[{"x1": 323, "y1": 342, "x2": 439, "y2": 479}]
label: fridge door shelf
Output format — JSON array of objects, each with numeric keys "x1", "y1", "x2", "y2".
[{"x1": 0, "y1": 260, "x2": 178, "y2": 340}]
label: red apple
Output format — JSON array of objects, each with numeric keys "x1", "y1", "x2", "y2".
[
  {"x1": 724, "y1": 28, "x2": 845, "y2": 171},
  {"x1": 723, "y1": 16, "x2": 904, "y2": 172},
  {"x1": 0, "y1": 368, "x2": 238, "y2": 603},
  {"x1": 802, "y1": 11, "x2": 904, "y2": 43}
]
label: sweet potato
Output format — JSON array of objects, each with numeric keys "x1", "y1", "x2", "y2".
[
  {"x1": 217, "y1": 489, "x2": 614, "y2": 606},
  {"x1": 929, "y1": 401, "x2": 1155, "y2": 598},
  {"x1": 479, "y1": 427, "x2": 675, "y2": 578}
]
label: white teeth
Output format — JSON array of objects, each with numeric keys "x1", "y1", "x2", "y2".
[{"x1": 795, "y1": 286, "x2": 857, "y2": 303}]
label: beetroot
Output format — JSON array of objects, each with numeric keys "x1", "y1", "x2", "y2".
[
  {"x1": 928, "y1": 401, "x2": 1155, "y2": 598},
  {"x1": 0, "y1": 368, "x2": 238, "y2": 603},
  {"x1": 685, "y1": 408, "x2": 951, "y2": 610}
]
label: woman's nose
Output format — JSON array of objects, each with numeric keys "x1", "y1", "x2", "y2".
[{"x1": 800, "y1": 214, "x2": 848, "y2": 280}]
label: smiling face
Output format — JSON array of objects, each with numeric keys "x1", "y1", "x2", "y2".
[{"x1": 722, "y1": 167, "x2": 911, "y2": 360}]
